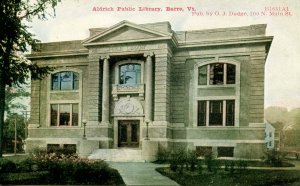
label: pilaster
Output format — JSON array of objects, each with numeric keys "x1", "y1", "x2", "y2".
[
  {"x1": 88, "y1": 56, "x2": 101, "y2": 126},
  {"x1": 28, "y1": 79, "x2": 41, "y2": 128}
]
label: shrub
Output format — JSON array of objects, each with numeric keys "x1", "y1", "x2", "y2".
[
  {"x1": 0, "y1": 159, "x2": 17, "y2": 173},
  {"x1": 169, "y1": 151, "x2": 178, "y2": 172},
  {"x1": 17, "y1": 158, "x2": 37, "y2": 172},
  {"x1": 224, "y1": 161, "x2": 229, "y2": 171},
  {"x1": 229, "y1": 161, "x2": 235, "y2": 174},
  {"x1": 263, "y1": 149, "x2": 286, "y2": 167},
  {"x1": 295, "y1": 153, "x2": 299, "y2": 160},
  {"x1": 197, "y1": 159, "x2": 203, "y2": 174},
  {"x1": 157, "y1": 146, "x2": 169, "y2": 163},
  {"x1": 237, "y1": 160, "x2": 248, "y2": 171},
  {"x1": 187, "y1": 150, "x2": 198, "y2": 171},
  {"x1": 204, "y1": 150, "x2": 214, "y2": 172}
]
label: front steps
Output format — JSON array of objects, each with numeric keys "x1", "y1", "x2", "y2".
[{"x1": 88, "y1": 149, "x2": 145, "y2": 162}]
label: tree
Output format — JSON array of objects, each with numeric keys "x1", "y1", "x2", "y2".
[
  {"x1": 265, "y1": 106, "x2": 300, "y2": 149},
  {"x1": 3, "y1": 113, "x2": 26, "y2": 153},
  {"x1": 0, "y1": 0, "x2": 59, "y2": 158},
  {"x1": 5, "y1": 84, "x2": 30, "y2": 115}
]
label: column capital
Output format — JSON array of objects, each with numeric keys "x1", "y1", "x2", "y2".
[
  {"x1": 144, "y1": 52, "x2": 155, "y2": 58},
  {"x1": 100, "y1": 55, "x2": 110, "y2": 60}
]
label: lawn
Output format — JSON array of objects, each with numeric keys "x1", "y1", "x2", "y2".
[{"x1": 157, "y1": 167, "x2": 300, "y2": 186}]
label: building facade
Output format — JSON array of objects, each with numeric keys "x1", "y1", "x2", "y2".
[{"x1": 27, "y1": 21, "x2": 273, "y2": 160}]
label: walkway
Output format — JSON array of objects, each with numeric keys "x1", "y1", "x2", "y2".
[{"x1": 109, "y1": 162, "x2": 179, "y2": 186}]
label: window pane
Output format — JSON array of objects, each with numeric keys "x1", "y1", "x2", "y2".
[
  {"x1": 50, "y1": 104, "x2": 58, "y2": 126},
  {"x1": 198, "y1": 65, "x2": 207, "y2": 85},
  {"x1": 210, "y1": 64, "x2": 224, "y2": 85},
  {"x1": 51, "y1": 71, "x2": 79, "y2": 90},
  {"x1": 63, "y1": 144, "x2": 77, "y2": 154},
  {"x1": 209, "y1": 101, "x2": 223, "y2": 126},
  {"x1": 131, "y1": 124, "x2": 139, "y2": 142},
  {"x1": 60, "y1": 72, "x2": 73, "y2": 90},
  {"x1": 119, "y1": 64, "x2": 141, "y2": 85},
  {"x1": 227, "y1": 64, "x2": 236, "y2": 84},
  {"x1": 47, "y1": 144, "x2": 60, "y2": 153},
  {"x1": 226, "y1": 100, "x2": 235, "y2": 126},
  {"x1": 72, "y1": 104, "x2": 78, "y2": 126},
  {"x1": 198, "y1": 101, "x2": 206, "y2": 126},
  {"x1": 51, "y1": 73, "x2": 60, "y2": 90},
  {"x1": 59, "y1": 104, "x2": 70, "y2": 126},
  {"x1": 73, "y1": 72, "x2": 79, "y2": 90},
  {"x1": 217, "y1": 147, "x2": 234, "y2": 157},
  {"x1": 196, "y1": 146, "x2": 213, "y2": 157}
]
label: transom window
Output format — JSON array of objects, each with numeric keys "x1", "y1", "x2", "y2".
[
  {"x1": 51, "y1": 71, "x2": 79, "y2": 90},
  {"x1": 198, "y1": 63, "x2": 236, "y2": 85},
  {"x1": 50, "y1": 103, "x2": 78, "y2": 126},
  {"x1": 198, "y1": 100, "x2": 235, "y2": 126},
  {"x1": 119, "y1": 64, "x2": 141, "y2": 85}
]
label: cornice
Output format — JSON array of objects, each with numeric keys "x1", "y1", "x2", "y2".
[
  {"x1": 27, "y1": 49, "x2": 88, "y2": 59},
  {"x1": 177, "y1": 36, "x2": 273, "y2": 49}
]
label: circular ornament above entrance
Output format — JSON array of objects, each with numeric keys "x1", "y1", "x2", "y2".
[{"x1": 114, "y1": 96, "x2": 144, "y2": 116}]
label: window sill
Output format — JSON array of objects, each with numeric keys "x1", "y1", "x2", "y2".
[
  {"x1": 50, "y1": 90, "x2": 79, "y2": 93},
  {"x1": 197, "y1": 84, "x2": 236, "y2": 89},
  {"x1": 196, "y1": 126, "x2": 237, "y2": 129},
  {"x1": 48, "y1": 126, "x2": 82, "y2": 128}
]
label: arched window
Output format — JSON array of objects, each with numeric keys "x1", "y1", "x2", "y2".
[
  {"x1": 198, "y1": 63, "x2": 236, "y2": 85},
  {"x1": 119, "y1": 64, "x2": 141, "y2": 85},
  {"x1": 51, "y1": 71, "x2": 79, "y2": 90}
]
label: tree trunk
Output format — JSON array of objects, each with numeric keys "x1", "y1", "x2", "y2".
[{"x1": 0, "y1": 68, "x2": 6, "y2": 158}]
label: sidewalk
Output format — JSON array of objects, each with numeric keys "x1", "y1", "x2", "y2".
[{"x1": 109, "y1": 162, "x2": 179, "y2": 186}]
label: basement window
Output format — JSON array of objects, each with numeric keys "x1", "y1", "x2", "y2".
[{"x1": 217, "y1": 147, "x2": 234, "y2": 157}]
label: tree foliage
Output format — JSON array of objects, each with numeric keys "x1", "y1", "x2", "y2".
[
  {"x1": 5, "y1": 84, "x2": 30, "y2": 115},
  {"x1": 0, "y1": 0, "x2": 59, "y2": 157}
]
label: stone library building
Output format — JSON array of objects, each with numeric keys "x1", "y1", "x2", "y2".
[{"x1": 27, "y1": 21, "x2": 273, "y2": 161}]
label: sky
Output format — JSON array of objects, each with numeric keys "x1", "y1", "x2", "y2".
[{"x1": 28, "y1": 0, "x2": 300, "y2": 109}]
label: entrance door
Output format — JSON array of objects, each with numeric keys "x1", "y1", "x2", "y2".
[{"x1": 118, "y1": 120, "x2": 140, "y2": 148}]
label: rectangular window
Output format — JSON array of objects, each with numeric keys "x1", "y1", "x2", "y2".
[
  {"x1": 47, "y1": 144, "x2": 60, "y2": 153},
  {"x1": 198, "y1": 66, "x2": 207, "y2": 85},
  {"x1": 217, "y1": 147, "x2": 234, "y2": 157},
  {"x1": 210, "y1": 64, "x2": 224, "y2": 85},
  {"x1": 196, "y1": 146, "x2": 213, "y2": 157},
  {"x1": 209, "y1": 101, "x2": 223, "y2": 126},
  {"x1": 50, "y1": 103, "x2": 79, "y2": 126},
  {"x1": 198, "y1": 100, "x2": 235, "y2": 127},
  {"x1": 226, "y1": 64, "x2": 236, "y2": 84},
  {"x1": 226, "y1": 100, "x2": 235, "y2": 126},
  {"x1": 198, "y1": 101, "x2": 206, "y2": 126},
  {"x1": 63, "y1": 144, "x2": 77, "y2": 154}
]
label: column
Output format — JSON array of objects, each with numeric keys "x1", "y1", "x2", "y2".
[
  {"x1": 145, "y1": 53, "x2": 154, "y2": 122},
  {"x1": 101, "y1": 56, "x2": 110, "y2": 124}
]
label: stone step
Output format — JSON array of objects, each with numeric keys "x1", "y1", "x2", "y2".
[{"x1": 88, "y1": 149, "x2": 145, "y2": 162}]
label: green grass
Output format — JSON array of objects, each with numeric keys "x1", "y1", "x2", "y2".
[{"x1": 157, "y1": 167, "x2": 300, "y2": 186}]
